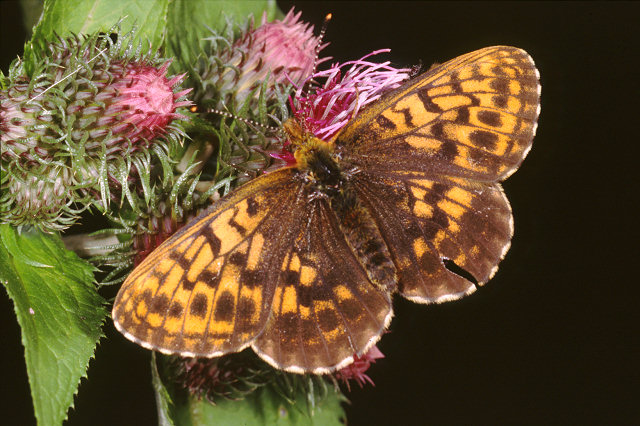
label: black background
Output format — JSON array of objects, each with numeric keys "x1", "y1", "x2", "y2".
[{"x1": 1, "y1": 1, "x2": 638, "y2": 425}]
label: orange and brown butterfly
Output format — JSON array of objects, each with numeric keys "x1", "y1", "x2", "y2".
[{"x1": 112, "y1": 46, "x2": 541, "y2": 374}]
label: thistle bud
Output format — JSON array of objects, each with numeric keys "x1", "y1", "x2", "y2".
[
  {"x1": 0, "y1": 32, "x2": 191, "y2": 231},
  {"x1": 170, "y1": 352, "x2": 273, "y2": 403},
  {"x1": 199, "y1": 8, "x2": 325, "y2": 111}
]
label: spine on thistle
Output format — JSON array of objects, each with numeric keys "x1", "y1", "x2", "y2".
[{"x1": 172, "y1": 8, "x2": 328, "y2": 203}]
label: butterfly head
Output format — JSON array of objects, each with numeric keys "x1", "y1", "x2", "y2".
[{"x1": 282, "y1": 118, "x2": 334, "y2": 167}]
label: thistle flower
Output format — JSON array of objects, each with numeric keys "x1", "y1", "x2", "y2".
[
  {"x1": 186, "y1": 9, "x2": 327, "y2": 198},
  {"x1": 335, "y1": 345, "x2": 385, "y2": 391},
  {"x1": 291, "y1": 49, "x2": 411, "y2": 140},
  {"x1": 0, "y1": 32, "x2": 191, "y2": 231},
  {"x1": 1, "y1": 165, "x2": 78, "y2": 231},
  {"x1": 87, "y1": 61, "x2": 191, "y2": 149},
  {"x1": 272, "y1": 50, "x2": 411, "y2": 166},
  {"x1": 249, "y1": 8, "x2": 325, "y2": 87}
]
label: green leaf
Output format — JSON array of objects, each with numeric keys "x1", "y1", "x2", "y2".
[
  {"x1": 0, "y1": 225, "x2": 107, "y2": 425},
  {"x1": 168, "y1": 0, "x2": 279, "y2": 43},
  {"x1": 26, "y1": 0, "x2": 170, "y2": 66},
  {"x1": 173, "y1": 379, "x2": 346, "y2": 426},
  {"x1": 19, "y1": 0, "x2": 45, "y2": 37}
]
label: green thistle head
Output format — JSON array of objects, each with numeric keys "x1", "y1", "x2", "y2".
[{"x1": 0, "y1": 31, "x2": 192, "y2": 232}]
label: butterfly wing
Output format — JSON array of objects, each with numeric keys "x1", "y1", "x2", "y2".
[
  {"x1": 113, "y1": 168, "x2": 301, "y2": 357},
  {"x1": 253, "y1": 196, "x2": 392, "y2": 373},
  {"x1": 354, "y1": 172, "x2": 512, "y2": 302},
  {"x1": 338, "y1": 46, "x2": 540, "y2": 302},
  {"x1": 337, "y1": 46, "x2": 540, "y2": 182},
  {"x1": 113, "y1": 167, "x2": 391, "y2": 373}
]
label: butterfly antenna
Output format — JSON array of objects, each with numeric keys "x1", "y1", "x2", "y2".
[
  {"x1": 298, "y1": 13, "x2": 332, "y2": 131},
  {"x1": 301, "y1": 13, "x2": 332, "y2": 95},
  {"x1": 314, "y1": 14, "x2": 332, "y2": 78},
  {"x1": 206, "y1": 108, "x2": 280, "y2": 133}
]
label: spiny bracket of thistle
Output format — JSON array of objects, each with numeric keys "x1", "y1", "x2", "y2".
[
  {"x1": 183, "y1": 13, "x2": 284, "y2": 110},
  {"x1": 162, "y1": 349, "x2": 342, "y2": 418},
  {"x1": 89, "y1": 94, "x2": 288, "y2": 286},
  {"x1": 164, "y1": 350, "x2": 273, "y2": 404},
  {"x1": 184, "y1": 18, "x2": 289, "y2": 181},
  {"x1": 0, "y1": 28, "x2": 192, "y2": 232},
  {"x1": 270, "y1": 367, "x2": 345, "y2": 417},
  {"x1": 207, "y1": 81, "x2": 290, "y2": 192},
  {"x1": 85, "y1": 147, "x2": 217, "y2": 285}
]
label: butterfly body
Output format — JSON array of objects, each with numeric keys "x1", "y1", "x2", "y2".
[
  {"x1": 113, "y1": 46, "x2": 541, "y2": 374},
  {"x1": 290, "y1": 123, "x2": 398, "y2": 293}
]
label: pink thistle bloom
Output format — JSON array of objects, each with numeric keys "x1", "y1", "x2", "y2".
[
  {"x1": 253, "y1": 8, "x2": 326, "y2": 86},
  {"x1": 335, "y1": 345, "x2": 385, "y2": 391},
  {"x1": 1, "y1": 32, "x2": 193, "y2": 231},
  {"x1": 291, "y1": 49, "x2": 411, "y2": 140},
  {"x1": 91, "y1": 62, "x2": 192, "y2": 150},
  {"x1": 270, "y1": 50, "x2": 411, "y2": 167}
]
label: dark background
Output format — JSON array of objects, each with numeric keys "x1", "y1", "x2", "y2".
[{"x1": 2, "y1": 1, "x2": 638, "y2": 425}]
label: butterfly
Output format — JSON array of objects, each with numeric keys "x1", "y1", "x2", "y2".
[{"x1": 112, "y1": 46, "x2": 541, "y2": 374}]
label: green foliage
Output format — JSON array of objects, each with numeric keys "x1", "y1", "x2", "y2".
[
  {"x1": 0, "y1": 225, "x2": 107, "y2": 425},
  {"x1": 26, "y1": 0, "x2": 170, "y2": 67},
  {"x1": 153, "y1": 351, "x2": 346, "y2": 426},
  {"x1": 152, "y1": 353, "x2": 177, "y2": 426},
  {"x1": 24, "y1": 0, "x2": 279, "y2": 72},
  {"x1": 169, "y1": 374, "x2": 346, "y2": 426}
]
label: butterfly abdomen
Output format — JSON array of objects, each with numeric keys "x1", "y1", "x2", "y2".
[{"x1": 336, "y1": 199, "x2": 398, "y2": 293}]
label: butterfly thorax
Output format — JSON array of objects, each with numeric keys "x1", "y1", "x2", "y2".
[{"x1": 288, "y1": 120, "x2": 399, "y2": 293}]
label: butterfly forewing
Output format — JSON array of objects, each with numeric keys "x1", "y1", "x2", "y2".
[
  {"x1": 337, "y1": 46, "x2": 540, "y2": 182},
  {"x1": 113, "y1": 168, "x2": 302, "y2": 357},
  {"x1": 113, "y1": 167, "x2": 392, "y2": 373}
]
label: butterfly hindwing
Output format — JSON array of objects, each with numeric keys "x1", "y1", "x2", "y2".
[
  {"x1": 253, "y1": 198, "x2": 392, "y2": 373},
  {"x1": 337, "y1": 46, "x2": 541, "y2": 182},
  {"x1": 354, "y1": 171, "x2": 512, "y2": 303}
]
